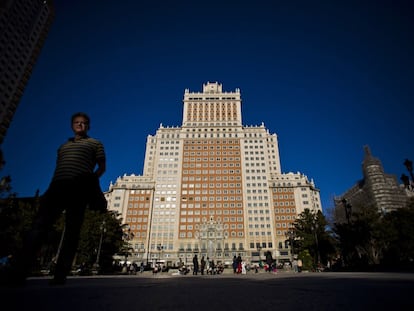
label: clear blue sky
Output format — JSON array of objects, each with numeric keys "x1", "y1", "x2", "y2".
[{"x1": 2, "y1": 0, "x2": 413, "y2": 214}]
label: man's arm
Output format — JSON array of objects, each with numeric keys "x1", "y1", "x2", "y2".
[{"x1": 94, "y1": 158, "x2": 106, "y2": 178}]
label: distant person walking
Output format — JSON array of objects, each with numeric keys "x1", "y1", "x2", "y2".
[
  {"x1": 265, "y1": 251, "x2": 273, "y2": 272},
  {"x1": 297, "y1": 259, "x2": 303, "y2": 272},
  {"x1": 6, "y1": 112, "x2": 106, "y2": 286},
  {"x1": 232, "y1": 255, "x2": 238, "y2": 274},
  {"x1": 200, "y1": 256, "x2": 206, "y2": 275},
  {"x1": 293, "y1": 259, "x2": 298, "y2": 273},
  {"x1": 193, "y1": 254, "x2": 199, "y2": 275},
  {"x1": 236, "y1": 255, "x2": 242, "y2": 274}
]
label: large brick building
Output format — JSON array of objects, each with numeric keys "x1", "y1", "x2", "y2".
[{"x1": 105, "y1": 82, "x2": 321, "y2": 266}]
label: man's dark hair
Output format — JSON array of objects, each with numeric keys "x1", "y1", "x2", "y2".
[{"x1": 71, "y1": 112, "x2": 90, "y2": 129}]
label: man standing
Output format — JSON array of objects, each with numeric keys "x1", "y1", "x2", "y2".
[
  {"x1": 200, "y1": 256, "x2": 206, "y2": 275},
  {"x1": 10, "y1": 112, "x2": 106, "y2": 285},
  {"x1": 192, "y1": 254, "x2": 199, "y2": 275}
]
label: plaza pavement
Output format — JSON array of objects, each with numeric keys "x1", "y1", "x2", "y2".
[{"x1": 1, "y1": 270, "x2": 414, "y2": 311}]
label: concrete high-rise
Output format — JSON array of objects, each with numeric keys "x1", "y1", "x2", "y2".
[
  {"x1": 105, "y1": 82, "x2": 322, "y2": 266},
  {"x1": 334, "y1": 146, "x2": 410, "y2": 222},
  {"x1": 0, "y1": 0, "x2": 54, "y2": 144}
]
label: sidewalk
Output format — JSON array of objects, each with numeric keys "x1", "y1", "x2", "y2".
[{"x1": 2, "y1": 272, "x2": 413, "y2": 311}]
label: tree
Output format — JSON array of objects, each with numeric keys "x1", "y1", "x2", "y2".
[
  {"x1": 381, "y1": 200, "x2": 414, "y2": 268},
  {"x1": 332, "y1": 201, "x2": 414, "y2": 270},
  {"x1": 0, "y1": 195, "x2": 39, "y2": 258},
  {"x1": 75, "y1": 209, "x2": 124, "y2": 273},
  {"x1": 293, "y1": 209, "x2": 336, "y2": 269},
  {"x1": 333, "y1": 203, "x2": 385, "y2": 268},
  {"x1": 0, "y1": 193, "x2": 125, "y2": 275}
]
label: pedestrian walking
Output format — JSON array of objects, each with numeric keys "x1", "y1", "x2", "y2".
[
  {"x1": 297, "y1": 259, "x2": 303, "y2": 272},
  {"x1": 232, "y1": 255, "x2": 238, "y2": 274},
  {"x1": 236, "y1": 255, "x2": 242, "y2": 274}
]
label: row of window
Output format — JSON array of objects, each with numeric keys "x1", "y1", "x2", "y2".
[
  {"x1": 181, "y1": 190, "x2": 242, "y2": 195},
  {"x1": 247, "y1": 210, "x2": 270, "y2": 214},
  {"x1": 247, "y1": 203, "x2": 270, "y2": 207},
  {"x1": 184, "y1": 156, "x2": 241, "y2": 161},
  {"x1": 182, "y1": 176, "x2": 241, "y2": 181},
  {"x1": 180, "y1": 223, "x2": 243, "y2": 229},
  {"x1": 182, "y1": 163, "x2": 240, "y2": 168},
  {"x1": 246, "y1": 189, "x2": 268, "y2": 193},
  {"x1": 275, "y1": 215, "x2": 295, "y2": 221},
  {"x1": 248, "y1": 224, "x2": 271, "y2": 229},
  {"x1": 128, "y1": 196, "x2": 151, "y2": 201},
  {"x1": 248, "y1": 217, "x2": 271, "y2": 222},
  {"x1": 154, "y1": 130, "x2": 273, "y2": 140},
  {"x1": 248, "y1": 232, "x2": 272, "y2": 236},
  {"x1": 159, "y1": 146, "x2": 179, "y2": 150},
  {"x1": 250, "y1": 242, "x2": 273, "y2": 249},
  {"x1": 157, "y1": 163, "x2": 178, "y2": 168},
  {"x1": 127, "y1": 210, "x2": 148, "y2": 215},
  {"x1": 179, "y1": 231, "x2": 243, "y2": 238},
  {"x1": 181, "y1": 196, "x2": 243, "y2": 201},
  {"x1": 181, "y1": 203, "x2": 242, "y2": 209},
  {"x1": 275, "y1": 200, "x2": 295, "y2": 208},
  {"x1": 184, "y1": 151, "x2": 239, "y2": 156},
  {"x1": 246, "y1": 196, "x2": 269, "y2": 200},
  {"x1": 157, "y1": 170, "x2": 178, "y2": 175},
  {"x1": 182, "y1": 183, "x2": 242, "y2": 188},
  {"x1": 275, "y1": 208, "x2": 296, "y2": 213},
  {"x1": 183, "y1": 169, "x2": 241, "y2": 174},
  {"x1": 128, "y1": 202, "x2": 151, "y2": 208}
]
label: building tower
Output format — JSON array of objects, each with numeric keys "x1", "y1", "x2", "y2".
[
  {"x1": 335, "y1": 145, "x2": 408, "y2": 221},
  {"x1": 106, "y1": 82, "x2": 322, "y2": 266},
  {"x1": 0, "y1": 0, "x2": 54, "y2": 144}
]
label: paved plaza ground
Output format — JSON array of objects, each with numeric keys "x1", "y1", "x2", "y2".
[{"x1": 1, "y1": 271, "x2": 414, "y2": 311}]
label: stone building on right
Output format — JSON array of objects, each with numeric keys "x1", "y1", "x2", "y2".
[{"x1": 334, "y1": 145, "x2": 410, "y2": 222}]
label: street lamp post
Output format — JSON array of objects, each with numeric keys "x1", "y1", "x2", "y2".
[
  {"x1": 312, "y1": 223, "x2": 320, "y2": 270},
  {"x1": 123, "y1": 227, "x2": 134, "y2": 262},
  {"x1": 285, "y1": 230, "x2": 295, "y2": 263},
  {"x1": 55, "y1": 210, "x2": 66, "y2": 264},
  {"x1": 341, "y1": 198, "x2": 352, "y2": 224},
  {"x1": 157, "y1": 244, "x2": 164, "y2": 258},
  {"x1": 95, "y1": 220, "x2": 106, "y2": 270},
  {"x1": 157, "y1": 244, "x2": 164, "y2": 269},
  {"x1": 257, "y1": 245, "x2": 262, "y2": 265},
  {"x1": 404, "y1": 159, "x2": 414, "y2": 187}
]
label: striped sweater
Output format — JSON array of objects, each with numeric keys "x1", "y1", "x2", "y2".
[{"x1": 52, "y1": 136, "x2": 105, "y2": 182}]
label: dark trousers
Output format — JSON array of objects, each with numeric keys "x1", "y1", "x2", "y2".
[{"x1": 18, "y1": 180, "x2": 88, "y2": 280}]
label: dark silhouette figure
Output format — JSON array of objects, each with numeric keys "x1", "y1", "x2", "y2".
[
  {"x1": 193, "y1": 254, "x2": 199, "y2": 275},
  {"x1": 232, "y1": 255, "x2": 238, "y2": 273},
  {"x1": 200, "y1": 256, "x2": 206, "y2": 275},
  {"x1": 265, "y1": 251, "x2": 273, "y2": 272},
  {"x1": 236, "y1": 255, "x2": 242, "y2": 273},
  {"x1": 6, "y1": 112, "x2": 106, "y2": 286}
]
